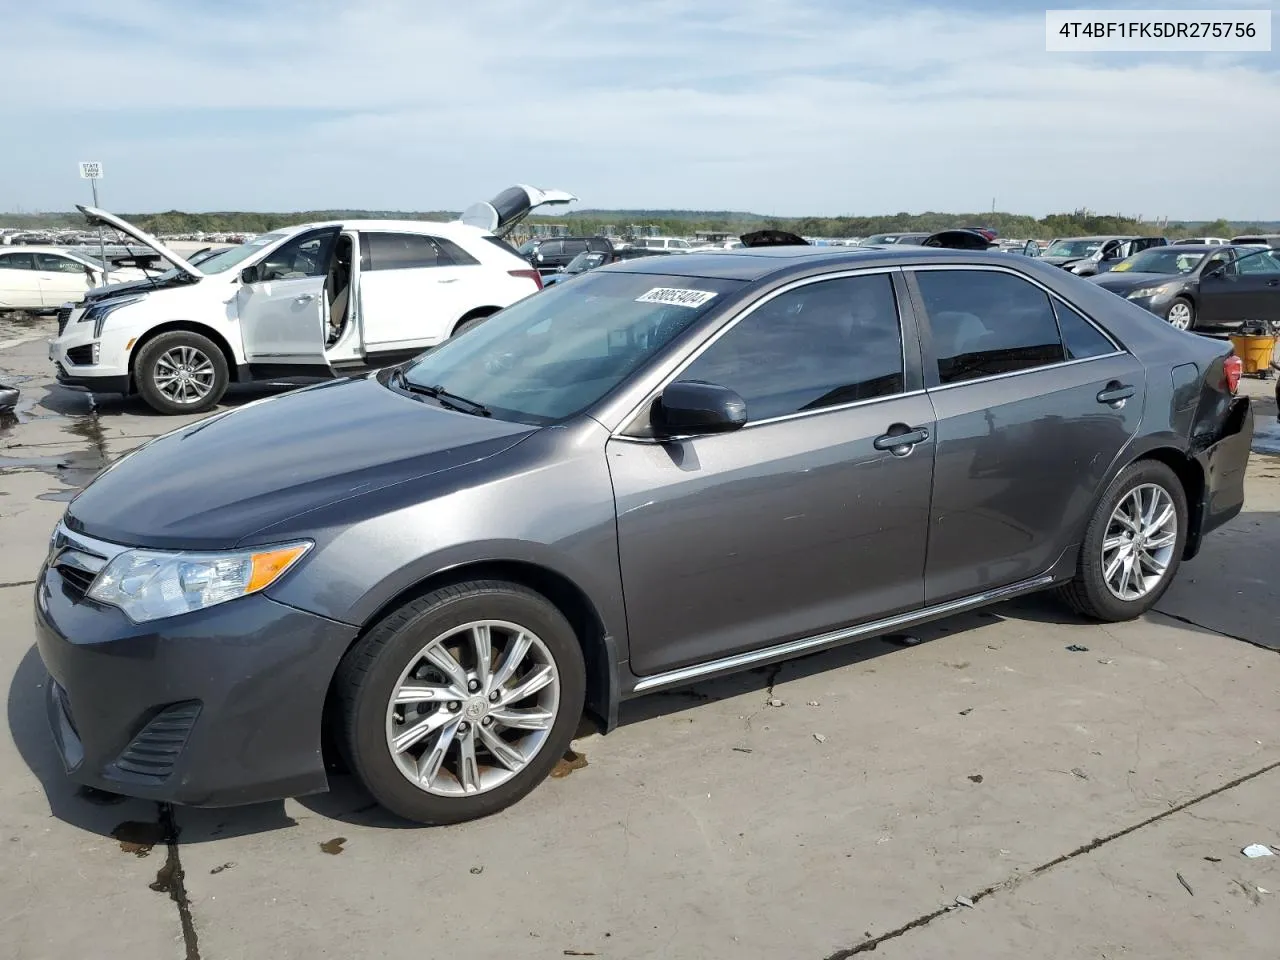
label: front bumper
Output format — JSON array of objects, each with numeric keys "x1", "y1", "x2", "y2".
[
  {"x1": 34, "y1": 562, "x2": 357, "y2": 806},
  {"x1": 48, "y1": 304, "x2": 131, "y2": 394}
]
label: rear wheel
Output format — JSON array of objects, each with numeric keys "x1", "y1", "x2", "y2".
[
  {"x1": 134, "y1": 330, "x2": 228, "y2": 415},
  {"x1": 335, "y1": 580, "x2": 585, "y2": 824},
  {"x1": 1058, "y1": 460, "x2": 1187, "y2": 621},
  {"x1": 452, "y1": 310, "x2": 495, "y2": 337},
  {"x1": 1166, "y1": 298, "x2": 1195, "y2": 331}
]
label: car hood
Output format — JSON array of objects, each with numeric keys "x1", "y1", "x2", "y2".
[
  {"x1": 1090, "y1": 271, "x2": 1183, "y2": 292},
  {"x1": 459, "y1": 185, "x2": 578, "y2": 238},
  {"x1": 64, "y1": 376, "x2": 538, "y2": 549},
  {"x1": 76, "y1": 205, "x2": 205, "y2": 281},
  {"x1": 1040, "y1": 255, "x2": 1088, "y2": 267}
]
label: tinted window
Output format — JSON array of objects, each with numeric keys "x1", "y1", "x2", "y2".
[
  {"x1": 562, "y1": 240, "x2": 588, "y2": 257},
  {"x1": 915, "y1": 270, "x2": 1065, "y2": 384},
  {"x1": 434, "y1": 236, "x2": 478, "y2": 266},
  {"x1": 538, "y1": 240, "x2": 563, "y2": 258},
  {"x1": 1053, "y1": 301, "x2": 1115, "y2": 360},
  {"x1": 586, "y1": 238, "x2": 610, "y2": 252},
  {"x1": 0, "y1": 252, "x2": 36, "y2": 270},
  {"x1": 676, "y1": 274, "x2": 904, "y2": 422},
  {"x1": 257, "y1": 231, "x2": 335, "y2": 281},
  {"x1": 364, "y1": 232, "x2": 445, "y2": 270},
  {"x1": 36, "y1": 253, "x2": 86, "y2": 273}
]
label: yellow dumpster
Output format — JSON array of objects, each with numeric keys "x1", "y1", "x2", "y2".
[{"x1": 1228, "y1": 334, "x2": 1277, "y2": 378}]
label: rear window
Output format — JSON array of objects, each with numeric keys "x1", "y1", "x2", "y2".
[{"x1": 487, "y1": 235, "x2": 525, "y2": 258}]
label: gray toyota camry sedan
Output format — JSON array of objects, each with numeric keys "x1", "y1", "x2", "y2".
[{"x1": 35, "y1": 246, "x2": 1253, "y2": 824}]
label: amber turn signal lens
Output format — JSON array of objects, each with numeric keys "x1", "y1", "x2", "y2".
[{"x1": 246, "y1": 544, "x2": 311, "y2": 593}]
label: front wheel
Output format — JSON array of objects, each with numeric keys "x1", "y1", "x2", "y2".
[
  {"x1": 134, "y1": 331, "x2": 228, "y2": 415},
  {"x1": 335, "y1": 581, "x2": 586, "y2": 824},
  {"x1": 1166, "y1": 297, "x2": 1195, "y2": 331},
  {"x1": 1057, "y1": 460, "x2": 1188, "y2": 621}
]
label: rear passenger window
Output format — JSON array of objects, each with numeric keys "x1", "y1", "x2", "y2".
[
  {"x1": 364, "y1": 233, "x2": 445, "y2": 270},
  {"x1": 915, "y1": 270, "x2": 1065, "y2": 385},
  {"x1": 676, "y1": 274, "x2": 904, "y2": 422},
  {"x1": 434, "y1": 237, "x2": 478, "y2": 266},
  {"x1": 563, "y1": 240, "x2": 588, "y2": 257},
  {"x1": 1053, "y1": 301, "x2": 1115, "y2": 359}
]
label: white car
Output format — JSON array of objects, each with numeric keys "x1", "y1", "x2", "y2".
[
  {"x1": 0, "y1": 246, "x2": 146, "y2": 312},
  {"x1": 48, "y1": 184, "x2": 575, "y2": 414},
  {"x1": 630, "y1": 237, "x2": 696, "y2": 252},
  {"x1": 1173, "y1": 237, "x2": 1228, "y2": 246}
]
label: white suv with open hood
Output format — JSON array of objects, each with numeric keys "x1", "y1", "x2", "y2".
[{"x1": 48, "y1": 185, "x2": 575, "y2": 414}]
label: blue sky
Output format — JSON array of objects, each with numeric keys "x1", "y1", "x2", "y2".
[{"x1": 1, "y1": 0, "x2": 1276, "y2": 218}]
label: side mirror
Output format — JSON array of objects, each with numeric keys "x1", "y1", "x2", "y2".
[
  {"x1": 1205, "y1": 265, "x2": 1227, "y2": 280},
  {"x1": 654, "y1": 381, "x2": 747, "y2": 437},
  {"x1": 84, "y1": 265, "x2": 96, "y2": 280},
  {"x1": 240, "y1": 264, "x2": 259, "y2": 284}
]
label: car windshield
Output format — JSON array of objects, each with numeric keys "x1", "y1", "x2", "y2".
[
  {"x1": 566, "y1": 252, "x2": 606, "y2": 273},
  {"x1": 399, "y1": 271, "x2": 745, "y2": 424},
  {"x1": 195, "y1": 232, "x2": 290, "y2": 273},
  {"x1": 1109, "y1": 248, "x2": 1205, "y2": 275},
  {"x1": 863, "y1": 234, "x2": 898, "y2": 245},
  {"x1": 1045, "y1": 239, "x2": 1104, "y2": 258}
]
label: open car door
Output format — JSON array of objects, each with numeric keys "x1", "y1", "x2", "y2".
[{"x1": 459, "y1": 185, "x2": 578, "y2": 238}]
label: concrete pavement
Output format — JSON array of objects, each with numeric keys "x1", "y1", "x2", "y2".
[{"x1": 3, "y1": 316, "x2": 1279, "y2": 960}]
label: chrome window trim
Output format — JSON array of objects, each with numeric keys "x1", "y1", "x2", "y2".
[
  {"x1": 925, "y1": 352, "x2": 1126, "y2": 393},
  {"x1": 631, "y1": 572, "x2": 1057, "y2": 692},
  {"x1": 610, "y1": 266, "x2": 911, "y2": 439}
]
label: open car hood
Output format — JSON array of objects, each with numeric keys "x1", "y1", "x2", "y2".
[
  {"x1": 740, "y1": 229, "x2": 810, "y2": 248},
  {"x1": 76, "y1": 205, "x2": 205, "y2": 280},
  {"x1": 459, "y1": 185, "x2": 578, "y2": 238}
]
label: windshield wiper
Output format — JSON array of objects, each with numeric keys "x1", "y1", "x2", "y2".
[{"x1": 389, "y1": 368, "x2": 491, "y2": 417}]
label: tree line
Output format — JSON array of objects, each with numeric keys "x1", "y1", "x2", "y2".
[{"x1": 2, "y1": 207, "x2": 1272, "y2": 241}]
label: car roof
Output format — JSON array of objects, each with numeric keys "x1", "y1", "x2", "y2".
[
  {"x1": 264, "y1": 219, "x2": 489, "y2": 238},
  {"x1": 1054, "y1": 235, "x2": 1140, "y2": 242},
  {"x1": 0, "y1": 245, "x2": 93, "y2": 255},
  {"x1": 606, "y1": 245, "x2": 1041, "y2": 282}
]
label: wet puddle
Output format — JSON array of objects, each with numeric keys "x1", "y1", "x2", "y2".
[
  {"x1": 112, "y1": 820, "x2": 166, "y2": 857},
  {"x1": 319, "y1": 837, "x2": 347, "y2": 855},
  {"x1": 550, "y1": 749, "x2": 588, "y2": 778}
]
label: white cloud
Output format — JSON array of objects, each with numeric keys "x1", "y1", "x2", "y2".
[{"x1": 0, "y1": 0, "x2": 1276, "y2": 218}]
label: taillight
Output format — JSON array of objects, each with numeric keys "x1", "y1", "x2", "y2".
[
  {"x1": 509, "y1": 269, "x2": 543, "y2": 290},
  {"x1": 1224, "y1": 355, "x2": 1242, "y2": 394}
]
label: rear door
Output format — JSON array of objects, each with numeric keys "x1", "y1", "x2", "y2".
[
  {"x1": 34, "y1": 252, "x2": 94, "y2": 307},
  {"x1": 908, "y1": 266, "x2": 1145, "y2": 604},
  {"x1": 1199, "y1": 247, "x2": 1280, "y2": 326},
  {"x1": 358, "y1": 231, "x2": 475, "y2": 350},
  {"x1": 0, "y1": 251, "x2": 43, "y2": 309},
  {"x1": 238, "y1": 227, "x2": 339, "y2": 366},
  {"x1": 610, "y1": 270, "x2": 936, "y2": 675}
]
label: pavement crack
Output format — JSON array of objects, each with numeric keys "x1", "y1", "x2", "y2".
[
  {"x1": 822, "y1": 757, "x2": 1280, "y2": 959},
  {"x1": 150, "y1": 803, "x2": 200, "y2": 960},
  {"x1": 0, "y1": 579, "x2": 35, "y2": 589},
  {"x1": 1150, "y1": 609, "x2": 1277, "y2": 654}
]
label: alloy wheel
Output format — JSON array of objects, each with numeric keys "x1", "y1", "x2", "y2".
[
  {"x1": 385, "y1": 620, "x2": 560, "y2": 796},
  {"x1": 1101, "y1": 483, "x2": 1178, "y2": 602},
  {"x1": 1166, "y1": 302, "x2": 1193, "y2": 331},
  {"x1": 154, "y1": 346, "x2": 216, "y2": 404}
]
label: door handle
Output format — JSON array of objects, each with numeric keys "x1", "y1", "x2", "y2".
[
  {"x1": 873, "y1": 424, "x2": 930, "y2": 455},
  {"x1": 1097, "y1": 382, "x2": 1134, "y2": 406},
  {"x1": 294, "y1": 294, "x2": 315, "y2": 303},
  {"x1": 437, "y1": 278, "x2": 459, "y2": 284}
]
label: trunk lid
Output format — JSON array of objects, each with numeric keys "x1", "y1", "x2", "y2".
[
  {"x1": 459, "y1": 185, "x2": 577, "y2": 238},
  {"x1": 76, "y1": 205, "x2": 205, "y2": 281}
]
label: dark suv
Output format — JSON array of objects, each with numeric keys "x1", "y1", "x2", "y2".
[{"x1": 517, "y1": 236, "x2": 615, "y2": 274}]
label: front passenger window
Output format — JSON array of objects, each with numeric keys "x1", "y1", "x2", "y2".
[
  {"x1": 675, "y1": 274, "x2": 905, "y2": 422},
  {"x1": 915, "y1": 270, "x2": 1066, "y2": 384},
  {"x1": 257, "y1": 232, "x2": 335, "y2": 282}
]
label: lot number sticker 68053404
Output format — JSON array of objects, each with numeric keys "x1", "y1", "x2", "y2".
[{"x1": 635, "y1": 288, "x2": 718, "y2": 308}]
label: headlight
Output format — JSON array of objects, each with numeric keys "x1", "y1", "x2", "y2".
[
  {"x1": 1126, "y1": 285, "x2": 1171, "y2": 300},
  {"x1": 80, "y1": 294, "x2": 145, "y2": 337},
  {"x1": 87, "y1": 541, "x2": 311, "y2": 622}
]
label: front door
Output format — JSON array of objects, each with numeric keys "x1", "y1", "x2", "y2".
[
  {"x1": 908, "y1": 267, "x2": 1146, "y2": 604},
  {"x1": 34, "y1": 252, "x2": 93, "y2": 307},
  {"x1": 609, "y1": 271, "x2": 935, "y2": 676},
  {"x1": 357, "y1": 231, "x2": 475, "y2": 351},
  {"x1": 1200, "y1": 247, "x2": 1280, "y2": 326},
  {"x1": 238, "y1": 227, "x2": 339, "y2": 366}
]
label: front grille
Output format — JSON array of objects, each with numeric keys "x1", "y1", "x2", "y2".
[
  {"x1": 65, "y1": 345, "x2": 94, "y2": 366},
  {"x1": 112, "y1": 702, "x2": 202, "y2": 782},
  {"x1": 54, "y1": 564, "x2": 95, "y2": 599},
  {"x1": 56, "y1": 305, "x2": 73, "y2": 335}
]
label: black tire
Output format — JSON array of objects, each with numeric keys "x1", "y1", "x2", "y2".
[
  {"x1": 1057, "y1": 460, "x2": 1188, "y2": 622},
  {"x1": 1165, "y1": 297, "x2": 1196, "y2": 331},
  {"x1": 134, "y1": 330, "x2": 228, "y2": 415},
  {"x1": 334, "y1": 580, "x2": 586, "y2": 825},
  {"x1": 452, "y1": 311, "x2": 493, "y2": 337}
]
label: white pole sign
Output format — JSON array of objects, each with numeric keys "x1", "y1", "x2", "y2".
[{"x1": 79, "y1": 161, "x2": 103, "y2": 180}]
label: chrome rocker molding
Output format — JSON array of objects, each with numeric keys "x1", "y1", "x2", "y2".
[{"x1": 630, "y1": 572, "x2": 1058, "y2": 693}]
